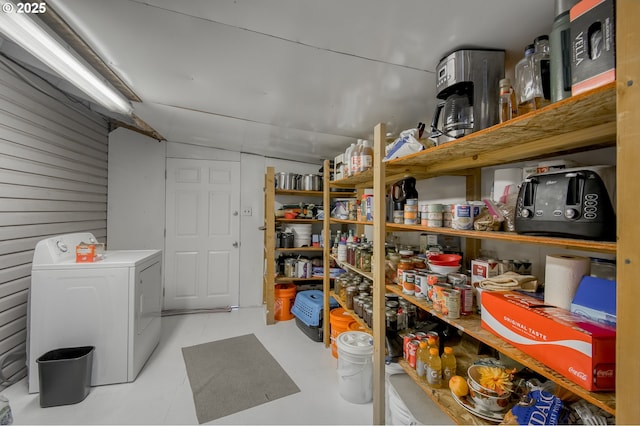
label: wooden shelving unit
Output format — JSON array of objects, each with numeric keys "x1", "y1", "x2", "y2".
[
  {"x1": 325, "y1": 76, "x2": 635, "y2": 423},
  {"x1": 263, "y1": 167, "x2": 325, "y2": 324}
]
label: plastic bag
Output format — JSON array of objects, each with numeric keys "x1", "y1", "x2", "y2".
[
  {"x1": 383, "y1": 128, "x2": 424, "y2": 161},
  {"x1": 498, "y1": 189, "x2": 519, "y2": 232}
]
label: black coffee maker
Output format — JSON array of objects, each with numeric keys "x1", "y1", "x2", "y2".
[{"x1": 430, "y1": 49, "x2": 505, "y2": 145}]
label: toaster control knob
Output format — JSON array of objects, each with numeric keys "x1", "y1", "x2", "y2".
[
  {"x1": 565, "y1": 208, "x2": 579, "y2": 219},
  {"x1": 521, "y1": 208, "x2": 532, "y2": 218}
]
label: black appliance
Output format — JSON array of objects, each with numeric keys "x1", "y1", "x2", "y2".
[{"x1": 515, "y1": 166, "x2": 616, "y2": 241}]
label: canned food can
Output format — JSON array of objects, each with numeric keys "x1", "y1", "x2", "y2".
[
  {"x1": 402, "y1": 271, "x2": 415, "y2": 295},
  {"x1": 408, "y1": 340, "x2": 420, "y2": 369},
  {"x1": 427, "y1": 203, "x2": 444, "y2": 213},
  {"x1": 426, "y1": 331, "x2": 440, "y2": 348},
  {"x1": 455, "y1": 283, "x2": 474, "y2": 316},
  {"x1": 393, "y1": 210, "x2": 404, "y2": 224},
  {"x1": 403, "y1": 333, "x2": 416, "y2": 360},
  {"x1": 426, "y1": 219, "x2": 443, "y2": 227},
  {"x1": 447, "y1": 273, "x2": 468, "y2": 286},
  {"x1": 445, "y1": 289, "x2": 461, "y2": 319},
  {"x1": 414, "y1": 331, "x2": 427, "y2": 341},
  {"x1": 452, "y1": 204, "x2": 474, "y2": 230},
  {"x1": 414, "y1": 273, "x2": 428, "y2": 299}
]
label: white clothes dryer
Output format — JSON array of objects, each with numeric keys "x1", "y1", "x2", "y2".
[{"x1": 28, "y1": 233, "x2": 162, "y2": 394}]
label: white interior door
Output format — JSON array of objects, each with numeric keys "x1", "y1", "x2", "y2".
[{"x1": 164, "y1": 159, "x2": 240, "y2": 310}]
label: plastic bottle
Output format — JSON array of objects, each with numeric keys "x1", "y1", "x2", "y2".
[
  {"x1": 498, "y1": 78, "x2": 517, "y2": 123},
  {"x1": 344, "y1": 143, "x2": 355, "y2": 177},
  {"x1": 416, "y1": 341, "x2": 429, "y2": 380},
  {"x1": 426, "y1": 335, "x2": 438, "y2": 352},
  {"x1": 515, "y1": 44, "x2": 537, "y2": 115},
  {"x1": 350, "y1": 140, "x2": 363, "y2": 176},
  {"x1": 360, "y1": 140, "x2": 373, "y2": 172},
  {"x1": 332, "y1": 230, "x2": 342, "y2": 256},
  {"x1": 532, "y1": 35, "x2": 551, "y2": 109},
  {"x1": 337, "y1": 237, "x2": 347, "y2": 262},
  {"x1": 346, "y1": 229, "x2": 354, "y2": 243},
  {"x1": 441, "y1": 346, "x2": 457, "y2": 383},
  {"x1": 426, "y1": 347, "x2": 442, "y2": 388}
]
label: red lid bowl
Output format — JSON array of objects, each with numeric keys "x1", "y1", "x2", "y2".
[{"x1": 428, "y1": 254, "x2": 462, "y2": 266}]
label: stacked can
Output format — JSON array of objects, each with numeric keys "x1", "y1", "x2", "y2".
[
  {"x1": 418, "y1": 202, "x2": 444, "y2": 227},
  {"x1": 404, "y1": 198, "x2": 418, "y2": 225},
  {"x1": 443, "y1": 205, "x2": 453, "y2": 228}
]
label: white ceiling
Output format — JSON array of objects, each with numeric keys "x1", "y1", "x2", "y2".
[{"x1": 39, "y1": 1, "x2": 555, "y2": 163}]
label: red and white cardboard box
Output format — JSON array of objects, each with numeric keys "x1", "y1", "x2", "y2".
[
  {"x1": 471, "y1": 259, "x2": 499, "y2": 286},
  {"x1": 481, "y1": 291, "x2": 615, "y2": 391}
]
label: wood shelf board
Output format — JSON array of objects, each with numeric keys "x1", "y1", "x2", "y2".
[
  {"x1": 275, "y1": 247, "x2": 324, "y2": 252},
  {"x1": 329, "y1": 218, "x2": 374, "y2": 226},
  {"x1": 385, "y1": 224, "x2": 617, "y2": 254},
  {"x1": 328, "y1": 190, "x2": 358, "y2": 197},
  {"x1": 274, "y1": 276, "x2": 324, "y2": 282},
  {"x1": 385, "y1": 84, "x2": 616, "y2": 177},
  {"x1": 275, "y1": 218, "x2": 322, "y2": 223},
  {"x1": 330, "y1": 254, "x2": 374, "y2": 280},
  {"x1": 386, "y1": 284, "x2": 616, "y2": 415},
  {"x1": 275, "y1": 189, "x2": 324, "y2": 196},
  {"x1": 330, "y1": 170, "x2": 374, "y2": 188}
]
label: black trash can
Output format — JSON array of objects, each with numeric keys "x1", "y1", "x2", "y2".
[{"x1": 36, "y1": 346, "x2": 94, "y2": 408}]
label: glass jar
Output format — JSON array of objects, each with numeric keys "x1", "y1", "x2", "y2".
[
  {"x1": 385, "y1": 309, "x2": 398, "y2": 332},
  {"x1": 346, "y1": 286, "x2": 357, "y2": 310},
  {"x1": 412, "y1": 256, "x2": 427, "y2": 270},
  {"x1": 365, "y1": 306, "x2": 374, "y2": 328},
  {"x1": 362, "y1": 249, "x2": 372, "y2": 272},
  {"x1": 397, "y1": 259, "x2": 413, "y2": 285}
]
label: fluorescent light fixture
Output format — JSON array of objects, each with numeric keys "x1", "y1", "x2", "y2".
[{"x1": 0, "y1": 0, "x2": 133, "y2": 115}]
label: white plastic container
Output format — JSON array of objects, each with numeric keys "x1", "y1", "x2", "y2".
[{"x1": 336, "y1": 331, "x2": 373, "y2": 404}]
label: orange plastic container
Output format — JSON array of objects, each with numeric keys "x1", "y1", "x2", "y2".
[
  {"x1": 274, "y1": 283, "x2": 297, "y2": 321},
  {"x1": 330, "y1": 308, "x2": 356, "y2": 358}
]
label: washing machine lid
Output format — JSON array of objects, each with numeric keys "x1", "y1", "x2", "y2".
[
  {"x1": 32, "y1": 233, "x2": 161, "y2": 269},
  {"x1": 32, "y1": 249, "x2": 161, "y2": 270}
]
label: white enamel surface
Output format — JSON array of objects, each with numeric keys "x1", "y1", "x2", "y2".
[{"x1": 47, "y1": 0, "x2": 554, "y2": 162}]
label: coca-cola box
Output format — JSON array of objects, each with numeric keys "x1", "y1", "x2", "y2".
[{"x1": 481, "y1": 291, "x2": 615, "y2": 391}]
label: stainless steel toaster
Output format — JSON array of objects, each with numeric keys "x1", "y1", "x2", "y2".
[{"x1": 514, "y1": 166, "x2": 616, "y2": 241}]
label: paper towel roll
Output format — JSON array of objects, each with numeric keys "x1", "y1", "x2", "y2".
[
  {"x1": 544, "y1": 254, "x2": 591, "y2": 310},
  {"x1": 493, "y1": 168, "x2": 523, "y2": 203}
]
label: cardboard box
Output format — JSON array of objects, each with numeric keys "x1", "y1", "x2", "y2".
[
  {"x1": 570, "y1": 0, "x2": 615, "y2": 95},
  {"x1": 571, "y1": 276, "x2": 616, "y2": 326},
  {"x1": 471, "y1": 259, "x2": 500, "y2": 286},
  {"x1": 75, "y1": 243, "x2": 95, "y2": 263},
  {"x1": 481, "y1": 291, "x2": 616, "y2": 391}
]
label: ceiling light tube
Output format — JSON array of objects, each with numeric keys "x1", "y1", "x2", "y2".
[{"x1": 0, "y1": 0, "x2": 133, "y2": 115}]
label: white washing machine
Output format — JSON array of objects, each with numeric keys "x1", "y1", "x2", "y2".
[{"x1": 28, "y1": 232, "x2": 163, "y2": 394}]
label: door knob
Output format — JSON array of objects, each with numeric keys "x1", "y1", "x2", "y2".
[
  {"x1": 233, "y1": 241, "x2": 239, "y2": 248},
  {"x1": 233, "y1": 211, "x2": 239, "y2": 216}
]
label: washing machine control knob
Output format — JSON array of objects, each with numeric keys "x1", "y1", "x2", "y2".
[{"x1": 56, "y1": 240, "x2": 68, "y2": 252}]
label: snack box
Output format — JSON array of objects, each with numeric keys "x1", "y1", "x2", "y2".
[
  {"x1": 470, "y1": 259, "x2": 500, "y2": 286},
  {"x1": 481, "y1": 290, "x2": 615, "y2": 391},
  {"x1": 75, "y1": 242, "x2": 95, "y2": 263}
]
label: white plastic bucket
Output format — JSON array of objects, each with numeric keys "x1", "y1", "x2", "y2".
[{"x1": 336, "y1": 331, "x2": 373, "y2": 404}]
